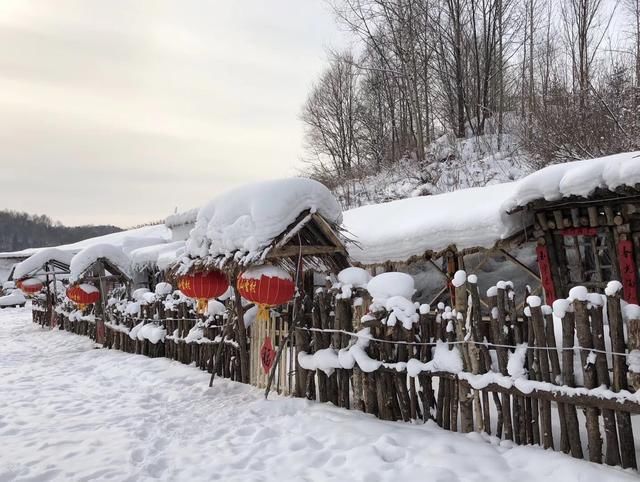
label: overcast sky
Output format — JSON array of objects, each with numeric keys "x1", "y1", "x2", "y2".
[{"x1": 0, "y1": 1, "x2": 347, "y2": 227}]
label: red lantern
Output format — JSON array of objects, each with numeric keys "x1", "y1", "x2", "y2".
[
  {"x1": 177, "y1": 270, "x2": 229, "y2": 312},
  {"x1": 237, "y1": 265, "x2": 295, "y2": 321},
  {"x1": 19, "y1": 278, "x2": 43, "y2": 295},
  {"x1": 66, "y1": 284, "x2": 101, "y2": 306}
]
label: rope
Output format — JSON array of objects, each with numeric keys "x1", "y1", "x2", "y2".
[{"x1": 295, "y1": 326, "x2": 636, "y2": 358}]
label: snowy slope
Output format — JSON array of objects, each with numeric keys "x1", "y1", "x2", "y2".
[
  {"x1": 331, "y1": 133, "x2": 530, "y2": 209},
  {"x1": 0, "y1": 308, "x2": 636, "y2": 481}
]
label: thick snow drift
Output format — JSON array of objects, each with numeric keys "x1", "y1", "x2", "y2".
[
  {"x1": 130, "y1": 241, "x2": 185, "y2": 272},
  {"x1": 344, "y1": 182, "x2": 527, "y2": 265},
  {"x1": 184, "y1": 178, "x2": 342, "y2": 265},
  {"x1": 70, "y1": 244, "x2": 131, "y2": 282},
  {"x1": 0, "y1": 308, "x2": 636, "y2": 481},
  {"x1": 504, "y1": 151, "x2": 640, "y2": 210},
  {"x1": 13, "y1": 248, "x2": 74, "y2": 279}
]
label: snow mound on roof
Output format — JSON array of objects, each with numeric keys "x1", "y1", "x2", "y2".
[
  {"x1": 504, "y1": 151, "x2": 640, "y2": 210},
  {"x1": 344, "y1": 182, "x2": 527, "y2": 265},
  {"x1": 13, "y1": 248, "x2": 73, "y2": 279},
  {"x1": 70, "y1": 244, "x2": 131, "y2": 282},
  {"x1": 0, "y1": 225, "x2": 171, "y2": 260},
  {"x1": 130, "y1": 241, "x2": 185, "y2": 271},
  {"x1": 165, "y1": 208, "x2": 199, "y2": 228},
  {"x1": 185, "y1": 178, "x2": 342, "y2": 264}
]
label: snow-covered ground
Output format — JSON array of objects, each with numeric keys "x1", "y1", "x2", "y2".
[{"x1": 0, "y1": 307, "x2": 637, "y2": 481}]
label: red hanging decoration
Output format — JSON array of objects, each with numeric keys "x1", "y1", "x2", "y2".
[
  {"x1": 536, "y1": 245, "x2": 556, "y2": 305},
  {"x1": 260, "y1": 335, "x2": 277, "y2": 374},
  {"x1": 237, "y1": 265, "x2": 295, "y2": 321},
  {"x1": 66, "y1": 284, "x2": 101, "y2": 306},
  {"x1": 617, "y1": 239, "x2": 639, "y2": 304},
  {"x1": 177, "y1": 270, "x2": 229, "y2": 311},
  {"x1": 18, "y1": 278, "x2": 43, "y2": 294}
]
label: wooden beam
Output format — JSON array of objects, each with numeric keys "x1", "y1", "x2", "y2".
[
  {"x1": 499, "y1": 248, "x2": 541, "y2": 280},
  {"x1": 382, "y1": 369, "x2": 640, "y2": 414},
  {"x1": 268, "y1": 245, "x2": 347, "y2": 258}
]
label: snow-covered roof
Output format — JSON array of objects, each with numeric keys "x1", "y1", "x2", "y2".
[
  {"x1": 0, "y1": 225, "x2": 171, "y2": 260},
  {"x1": 344, "y1": 182, "x2": 528, "y2": 265},
  {"x1": 182, "y1": 178, "x2": 343, "y2": 268},
  {"x1": 165, "y1": 208, "x2": 199, "y2": 229},
  {"x1": 504, "y1": 151, "x2": 640, "y2": 210},
  {"x1": 130, "y1": 241, "x2": 185, "y2": 271},
  {"x1": 13, "y1": 248, "x2": 73, "y2": 279},
  {"x1": 70, "y1": 244, "x2": 131, "y2": 282}
]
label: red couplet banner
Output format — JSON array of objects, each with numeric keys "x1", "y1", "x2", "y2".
[
  {"x1": 617, "y1": 240, "x2": 639, "y2": 304},
  {"x1": 536, "y1": 245, "x2": 556, "y2": 305}
]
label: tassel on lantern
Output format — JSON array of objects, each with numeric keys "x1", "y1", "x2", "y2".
[
  {"x1": 256, "y1": 304, "x2": 271, "y2": 322},
  {"x1": 196, "y1": 298, "x2": 208, "y2": 314}
]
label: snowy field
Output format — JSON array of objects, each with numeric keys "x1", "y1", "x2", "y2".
[{"x1": 0, "y1": 307, "x2": 637, "y2": 482}]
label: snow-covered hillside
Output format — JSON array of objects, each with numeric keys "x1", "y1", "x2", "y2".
[
  {"x1": 331, "y1": 134, "x2": 531, "y2": 209},
  {"x1": 0, "y1": 307, "x2": 636, "y2": 481}
]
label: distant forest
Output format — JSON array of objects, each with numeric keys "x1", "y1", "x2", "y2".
[{"x1": 0, "y1": 210, "x2": 122, "y2": 252}]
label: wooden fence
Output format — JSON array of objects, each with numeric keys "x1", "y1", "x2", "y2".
[{"x1": 33, "y1": 275, "x2": 640, "y2": 470}]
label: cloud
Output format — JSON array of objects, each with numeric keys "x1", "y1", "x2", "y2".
[{"x1": 0, "y1": 0, "x2": 345, "y2": 227}]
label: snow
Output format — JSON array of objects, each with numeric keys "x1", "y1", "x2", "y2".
[
  {"x1": 552, "y1": 299, "x2": 572, "y2": 319},
  {"x1": 0, "y1": 291, "x2": 26, "y2": 306},
  {"x1": 242, "y1": 305, "x2": 258, "y2": 328},
  {"x1": 165, "y1": 207, "x2": 199, "y2": 228},
  {"x1": 384, "y1": 296, "x2": 419, "y2": 329},
  {"x1": 526, "y1": 296, "x2": 541, "y2": 308},
  {"x1": 343, "y1": 182, "x2": 529, "y2": 265},
  {"x1": 0, "y1": 308, "x2": 638, "y2": 481},
  {"x1": 336, "y1": 267, "x2": 371, "y2": 299},
  {"x1": 504, "y1": 151, "x2": 640, "y2": 210},
  {"x1": 298, "y1": 348, "x2": 342, "y2": 376},
  {"x1": 606, "y1": 280, "x2": 624, "y2": 297},
  {"x1": 132, "y1": 288, "x2": 150, "y2": 301},
  {"x1": 0, "y1": 224, "x2": 171, "y2": 260},
  {"x1": 184, "y1": 178, "x2": 342, "y2": 266},
  {"x1": 623, "y1": 304, "x2": 640, "y2": 321},
  {"x1": 79, "y1": 283, "x2": 99, "y2": 294},
  {"x1": 568, "y1": 286, "x2": 589, "y2": 302},
  {"x1": 507, "y1": 344, "x2": 529, "y2": 378},
  {"x1": 129, "y1": 241, "x2": 185, "y2": 271},
  {"x1": 241, "y1": 264, "x2": 292, "y2": 281},
  {"x1": 452, "y1": 270, "x2": 467, "y2": 288},
  {"x1": 69, "y1": 244, "x2": 131, "y2": 282},
  {"x1": 337, "y1": 267, "x2": 371, "y2": 288},
  {"x1": 366, "y1": 272, "x2": 415, "y2": 303},
  {"x1": 136, "y1": 323, "x2": 166, "y2": 344},
  {"x1": 154, "y1": 282, "x2": 173, "y2": 296},
  {"x1": 13, "y1": 248, "x2": 74, "y2": 279},
  {"x1": 467, "y1": 274, "x2": 478, "y2": 284},
  {"x1": 207, "y1": 299, "x2": 226, "y2": 317}
]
